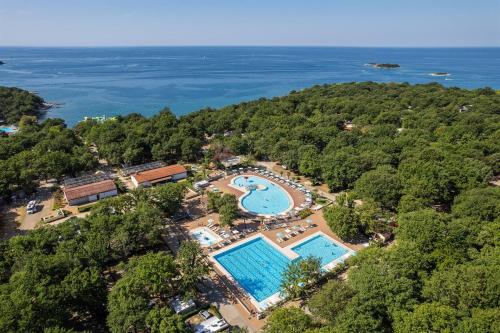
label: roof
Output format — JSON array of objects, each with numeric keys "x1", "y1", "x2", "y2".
[
  {"x1": 64, "y1": 180, "x2": 117, "y2": 201},
  {"x1": 220, "y1": 156, "x2": 242, "y2": 168},
  {"x1": 194, "y1": 180, "x2": 210, "y2": 189},
  {"x1": 64, "y1": 173, "x2": 110, "y2": 188},
  {"x1": 132, "y1": 164, "x2": 187, "y2": 184},
  {"x1": 170, "y1": 297, "x2": 196, "y2": 314},
  {"x1": 194, "y1": 317, "x2": 229, "y2": 333},
  {"x1": 120, "y1": 161, "x2": 166, "y2": 176}
]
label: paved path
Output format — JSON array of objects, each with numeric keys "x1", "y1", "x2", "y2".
[{"x1": 256, "y1": 161, "x2": 341, "y2": 202}]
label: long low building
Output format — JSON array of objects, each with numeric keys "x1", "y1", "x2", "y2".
[
  {"x1": 130, "y1": 164, "x2": 187, "y2": 188},
  {"x1": 64, "y1": 179, "x2": 118, "y2": 206}
]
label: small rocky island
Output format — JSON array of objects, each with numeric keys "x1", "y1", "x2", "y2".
[
  {"x1": 369, "y1": 63, "x2": 400, "y2": 69},
  {"x1": 430, "y1": 72, "x2": 450, "y2": 76}
]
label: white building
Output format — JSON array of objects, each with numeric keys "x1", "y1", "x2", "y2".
[{"x1": 64, "y1": 179, "x2": 118, "y2": 206}]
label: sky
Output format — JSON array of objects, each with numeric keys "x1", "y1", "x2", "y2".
[{"x1": 0, "y1": 0, "x2": 499, "y2": 47}]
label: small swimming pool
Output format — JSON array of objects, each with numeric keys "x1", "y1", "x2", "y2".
[
  {"x1": 190, "y1": 227, "x2": 222, "y2": 247},
  {"x1": 291, "y1": 235, "x2": 348, "y2": 267},
  {"x1": 232, "y1": 175, "x2": 292, "y2": 216},
  {"x1": 213, "y1": 233, "x2": 352, "y2": 305},
  {"x1": 0, "y1": 126, "x2": 16, "y2": 134}
]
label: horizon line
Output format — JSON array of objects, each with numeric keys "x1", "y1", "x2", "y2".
[{"x1": 1, "y1": 44, "x2": 499, "y2": 49}]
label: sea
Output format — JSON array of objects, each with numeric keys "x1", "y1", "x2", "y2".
[{"x1": 0, "y1": 47, "x2": 499, "y2": 127}]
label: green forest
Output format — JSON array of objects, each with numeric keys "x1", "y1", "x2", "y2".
[
  {"x1": 0, "y1": 82, "x2": 499, "y2": 332},
  {"x1": 0, "y1": 183, "x2": 201, "y2": 332},
  {"x1": 0, "y1": 87, "x2": 45, "y2": 124},
  {"x1": 0, "y1": 117, "x2": 97, "y2": 200}
]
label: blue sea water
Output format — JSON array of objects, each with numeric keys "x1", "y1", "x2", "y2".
[{"x1": 0, "y1": 47, "x2": 499, "y2": 126}]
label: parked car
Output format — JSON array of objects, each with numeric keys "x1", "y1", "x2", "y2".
[
  {"x1": 199, "y1": 310, "x2": 211, "y2": 320},
  {"x1": 26, "y1": 200, "x2": 37, "y2": 214}
]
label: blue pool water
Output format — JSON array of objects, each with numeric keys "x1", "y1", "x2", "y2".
[
  {"x1": 215, "y1": 237, "x2": 291, "y2": 302},
  {"x1": 190, "y1": 227, "x2": 221, "y2": 247},
  {"x1": 0, "y1": 127, "x2": 16, "y2": 134},
  {"x1": 233, "y1": 175, "x2": 291, "y2": 215},
  {"x1": 291, "y1": 235, "x2": 348, "y2": 267},
  {"x1": 214, "y1": 235, "x2": 350, "y2": 302}
]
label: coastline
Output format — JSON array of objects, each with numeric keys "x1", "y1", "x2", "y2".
[{"x1": 1, "y1": 47, "x2": 499, "y2": 126}]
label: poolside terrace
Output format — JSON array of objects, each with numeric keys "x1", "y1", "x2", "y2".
[
  {"x1": 178, "y1": 205, "x2": 363, "y2": 319},
  {"x1": 175, "y1": 167, "x2": 365, "y2": 329}
]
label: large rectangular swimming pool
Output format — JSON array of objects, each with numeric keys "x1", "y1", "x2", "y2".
[
  {"x1": 214, "y1": 237, "x2": 290, "y2": 302},
  {"x1": 213, "y1": 234, "x2": 351, "y2": 303}
]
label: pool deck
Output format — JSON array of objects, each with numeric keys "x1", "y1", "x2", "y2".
[
  {"x1": 178, "y1": 172, "x2": 364, "y2": 329},
  {"x1": 180, "y1": 205, "x2": 364, "y2": 323},
  {"x1": 211, "y1": 172, "x2": 307, "y2": 213},
  {"x1": 208, "y1": 230, "x2": 355, "y2": 311}
]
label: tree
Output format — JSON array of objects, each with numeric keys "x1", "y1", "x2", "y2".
[
  {"x1": 332, "y1": 305, "x2": 384, "y2": 333},
  {"x1": 456, "y1": 308, "x2": 500, "y2": 333},
  {"x1": 61, "y1": 266, "x2": 107, "y2": 324},
  {"x1": 398, "y1": 147, "x2": 492, "y2": 206},
  {"x1": 281, "y1": 257, "x2": 321, "y2": 299},
  {"x1": 219, "y1": 202, "x2": 238, "y2": 227},
  {"x1": 354, "y1": 165, "x2": 402, "y2": 210},
  {"x1": 107, "y1": 252, "x2": 180, "y2": 333},
  {"x1": 18, "y1": 115, "x2": 38, "y2": 128},
  {"x1": 396, "y1": 209, "x2": 448, "y2": 253},
  {"x1": 207, "y1": 192, "x2": 238, "y2": 227},
  {"x1": 149, "y1": 182, "x2": 186, "y2": 216},
  {"x1": 107, "y1": 277, "x2": 150, "y2": 333},
  {"x1": 146, "y1": 306, "x2": 189, "y2": 333},
  {"x1": 321, "y1": 148, "x2": 369, "y2": 191},
  {"x1": 207, "y1": 191, "x2": 222, "y2": 212},
  {"x1": 126, "y1": 252, "x2": 179, "y2": 301},
  {"x1": 298, "y1": 145, "x2": 322, "y2": 179},
  {"x1": 393, "y1": 303, "x2": 460, "y2": 333},
  {"x1": 0, "y1": 87, "x2": 45, "y2": 123},
  {"x1": 176, "y1": 241, "x2": 210, "y2": 297},
  {"x1": 356, "y1": 200, "x2": 390, "y2": 234},
  {"x1": 181, "y1": 137, "x2": 202, "y2": 161},
  {"x1": 264, "y1": 307, "x2": 315, "y2": 333},
  {"x1": 2, "y1": 82, "x2": 500, "y2": 333},
  {"x1": 422, "y1": 263, "x2": 500, "y2": 311},
  {"x1": 452, "y1": 187, "x2": 500, "y2": 222},
  {"x1": 324, "y1": 205, "x2": 361, "y2": 241},
  {"x1": 308, "y1": 280, "x2": 355, "y2": 325}
]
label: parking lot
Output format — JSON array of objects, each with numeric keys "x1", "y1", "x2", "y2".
[
  {"x1": 19, "y1": 184, "x2": 55, "y2": 230},
  {"x1": 0, "y1": 183, "x2": 55, "y2": 239}
]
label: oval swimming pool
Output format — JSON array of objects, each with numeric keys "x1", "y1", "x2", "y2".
[{"x1": 232, "y1": 175, "x2": 292, "y2": 215}]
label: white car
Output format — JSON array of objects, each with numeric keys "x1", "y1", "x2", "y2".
[{"x1": 26, "y1": 200, "x2": 37, "y2": 214}]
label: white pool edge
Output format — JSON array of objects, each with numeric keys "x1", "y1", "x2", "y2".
[
  {"x1": 228, "y1": 174, "x2": 295, "y2": 217},
  {"x1": 189, "y1": 227, "x2": 223, "y2": 247},
  {"x1": 209, "y1": 231, "x2": 356, "y2": 312}
]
